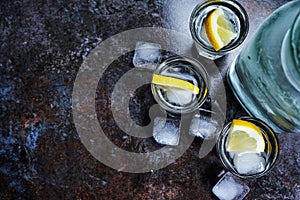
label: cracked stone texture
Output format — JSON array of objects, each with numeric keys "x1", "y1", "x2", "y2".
[{"x1": 0, "y1": 0, "x2": 299, "y2": 199}]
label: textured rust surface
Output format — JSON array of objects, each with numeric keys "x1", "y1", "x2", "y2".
[{"x1": 0, "y1": 0, "x2": 299, "y2": 199}]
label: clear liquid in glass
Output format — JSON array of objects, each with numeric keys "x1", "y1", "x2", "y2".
[
  {"x1": 217, "y1": 117, "x2": 279, "y2": 178},
  {"x1": 189, "y1": 0, "x2": 248, "y2": 59},
  {"x1": 151, "y1": 56, "x2": 209, "y2": 114}
]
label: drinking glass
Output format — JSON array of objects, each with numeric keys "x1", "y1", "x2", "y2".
[
  {"x1": 216, "y1": 117, "x2": 279, "y2": 178},
  {"x1": 189, "y1": 0, "x2": 249, "y2": 60},
  {"x1": 227, "y1": 1, "x2": 300, "y2": 133},
  {"x1": 151, "y1": 56, "x2": 209, "y2": 114}
]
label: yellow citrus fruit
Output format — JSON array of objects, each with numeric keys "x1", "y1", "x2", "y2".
[
  {"x1": 205, "y1": 7, "x2": 237, "y2": 51},
  {"x1": 226, "y1": 119, "x2": 265, "y2": 153},
  {"x1": 152, "y1": 74, "x2": 200, "y2": 94}
]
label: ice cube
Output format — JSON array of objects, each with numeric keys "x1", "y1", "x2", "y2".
[
  {"x1": 233, "y1": 152, "x2": 266, "y2": 175},
  {"x1": 189, "y1": 114, "x2": 219, "y2": 139},
  {"x1": 153, "y1": 117, "x2": 180, "y2": 146},
  {"x1": 212, "y1": 172, "x2": 250, "y2": 200},
  {"x1": 133, "y1": 41, "x2": 161, "y2": 70},
  {"x1": 166, "y1": 88, "x2": 193, "y2": 105}
]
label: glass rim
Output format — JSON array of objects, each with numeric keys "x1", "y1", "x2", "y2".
[
  {"x1": 291, "y1": 11, "x2": 300, "y2": 66},
  {"x1": 151, "y1": 55, "x2": 209, "y2": 114},
  {"x1": 216, "y1": 116, "x2": 280, "y2": 179},
  {"x1": 189, "y1": 0, "x2": 249, "y2": 53}
]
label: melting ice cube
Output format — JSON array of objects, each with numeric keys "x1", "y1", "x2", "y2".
[
  {"x1": 166, "y1": 88, "x2": 193, "y2": 105},
  {"x1": 133, "y1": 41, "x2": 161, "y2": 70},
  {"x1": 233, "y1": 153, "x2": 266, "y2": 175},
  {"x1": 189, "y1": 114, "x2": 219, "y2": 139},
  {"x1": 153, "y1": 117, "x2": 180, "y2": 146},
  {"x1": 212, "y1": 172, "x2": 250, "y2": 200}
]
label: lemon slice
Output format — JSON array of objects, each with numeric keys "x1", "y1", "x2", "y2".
[
  {"x1": 152, "y1": 74, "x2": 200, "y2": 94},
  {"x1": 226, "y1": 119, "x2": 265, "y2": 153},
  {"x1": 205, "y1": 7, "x2": 237, "y2": 51}
]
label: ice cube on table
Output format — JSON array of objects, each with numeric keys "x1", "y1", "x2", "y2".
[
  {"x1": 133, "y1": 41, "x2": 161, "y2": 70},
  {"x1": 233, "y1": 152, "x2": 266, "y2": 175},
  {"x1": 212, "y1": 172, "x2": 250, "y2": 200},
  {"x1": 166, "y1": 88, "x2": 193, "y2": 105},
  {"x1": 153, "y1": 117, "x2": 180, "y2": 146},
  {"x1": 189, "y1": 114, "x2": 219, "y2": 139}
]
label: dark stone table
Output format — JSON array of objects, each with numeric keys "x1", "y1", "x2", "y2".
[{"x1": 0, "y1": 0, "x2": 299, "y2": 199}]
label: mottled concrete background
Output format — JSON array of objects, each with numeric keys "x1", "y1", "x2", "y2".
[{"x1": 0, "y1": 0, "x2": 299, "y2": 199}]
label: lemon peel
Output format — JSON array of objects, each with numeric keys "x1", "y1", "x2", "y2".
[{"x1": 152, "y1": 74, "x2": 200, "y2": 94}]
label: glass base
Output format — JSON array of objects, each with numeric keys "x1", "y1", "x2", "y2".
[
  {"x1": 227, "y1": 57, "x2": 284, "y2": 133},
  {"x1": 227, "y1": 1, "x2": 300, "y2": 134},
  {"x1": 281, "y1": 17, "x2": 300, "y2": 92}
]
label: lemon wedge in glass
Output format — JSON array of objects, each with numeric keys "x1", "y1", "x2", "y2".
[
  {"x1": 205, "y1": 7, "x2": 237, "y2": 51},
  {"x1": 226, "y1": 119, "x2": 265, "y2": 153},
  {"x1": 152, "y1": 74, "x2": 201, "y2": 94}
]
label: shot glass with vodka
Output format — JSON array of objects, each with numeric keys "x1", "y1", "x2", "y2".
[
  {"x1": 216, "y1": 117, "x2": 279, "y2": 178},
  {"x1": 189, "y1": 0, "x2": 249, "y2": 60},
  {"x1": 151, "y1": 56, "x2": 209, "y2": 114}
]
